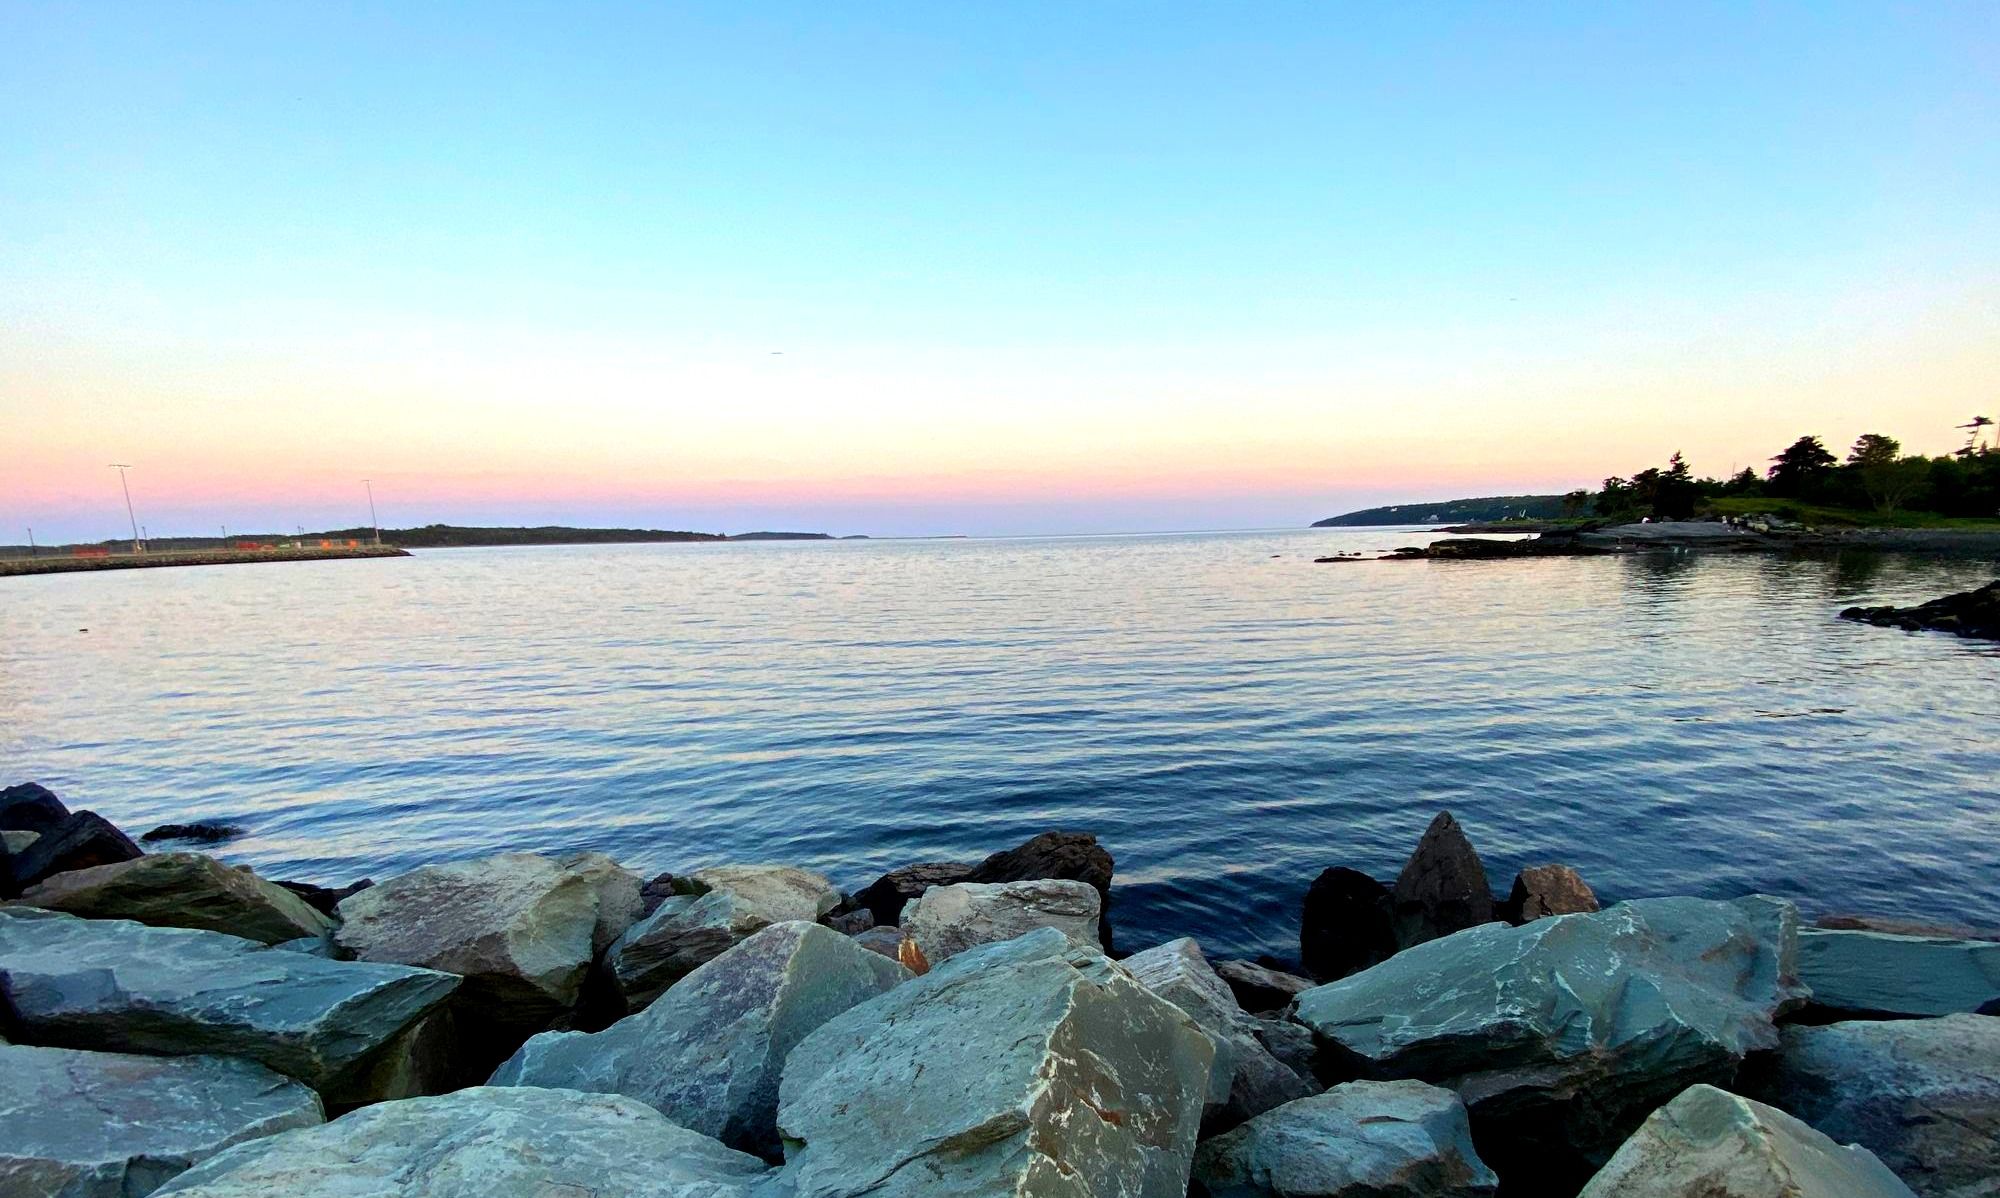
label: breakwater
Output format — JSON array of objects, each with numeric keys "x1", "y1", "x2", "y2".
[{"x1": 0, "y1": 544, "x2": 409, "y2": 577}]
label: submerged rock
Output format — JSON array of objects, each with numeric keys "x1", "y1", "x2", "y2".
[
  {"x1": 0, "y1": 907, "x2": 458, "y2": 1100},
  {"x1": 1123, "y1": 937, "x2": 1316, "y2": 1127},
  {"x1": 604, "y1": 864, "x2": 841, "y2": 1010},
  {"x1": 1503, "y1": 864, "x2": 1599, "y2": 923},
  {"x1": 1576, "y1": 1083, "x2": 1915, "y2": 1197},
  {"x1": 1796, "y1": 928, "x2": 2000, "y2": 1018},
  {"x1": 334, "y1": 851, "x2": 605, "y2": 1032},
  {"x1": 140, "y1": 822, "x2": 246, "y2": 845},
  {"x1": 14, "y1": 852, "x2": 334, "y2": 944},
  {"x1": 903, "y1": 877, "x2": 1101, "y2": 962},
  {"x1": 1192, "y1": 1081, "x2": 1497, "y2": 1198},
  {"x1": 491, "y1": 921, "x2": 906, "y2": 1160},
  {"x1": 775, "y1": 926, "x2": 1213, "y2": 1198},
  {"x1": 850, "y1": 861, "x2": 975, "y2": 926},
  {"x1": 3, "y1": 810, "x2": 142, "y2": 895},
  {"x1": 1293, "y1": 895, "x2": 1805, "y2": 1190},
  {"x1": 150, "y1": 1086, "x2": 771, "y2": 1198},
  {"x1": 966, "y1": 830, "x2": 1116, "y2": 947},
  {"x1": 1390, "y1": 811, "x2": 1495, "y2": 949},
  {"x1": 1217, "y1": 958, "x2": 1316, "y2": 1012},
  {"x1": 0, "y1": 1043, "x2": 323, "y2": 1198},
  {"x1": 1840, "y1": 581, "x2": 2000, "y2": 641},
  {"x1": 1747, "y1": 1015, "x2": 1999, "y2": 1198},
  {"x1": 1300, "y1": 866, "x2": 1395, "y2": 981}
]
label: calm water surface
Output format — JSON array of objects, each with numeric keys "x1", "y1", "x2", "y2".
[{"x1": 3, "y1": 529, "x2": 1995, "y2": 960}]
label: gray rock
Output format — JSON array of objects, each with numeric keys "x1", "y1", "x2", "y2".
[
  {"x1": 0, "y1": 907, "x2": 458, "y2": 1100},
  {"x1": 150, "y1": 1086, "x2": 771, "y2": 1198},
  {"x1": 1293, "y1": 895, "x2": 1805, "y2": 1190},
  {"x1": 1124, "y1": 937, "x2": 1316, "y2": 1126},
  {"x1": 556, "y1": 851, "x2": 646, "y2": 953},
  {"x1": 491, "y1": 921, "x2": 906, "y2": 1160},
  {"x1": 0, "y1": 1044, "x2": 323, "y2": 1198},
  {"x1": 13, "y1": 852, "x2": 335, "y2": 945},
  {"x1": 902, "y1": 877, "x2": 1100, "y2": 962},
  {"x1": 1193, "y1": 1080, "x2": 1497, "y2": 1198},
  {"x1": 850, "y1": 924, "x2": 906, "y2": 960},
  {"x1": 851, "y1": 861, "x2": 974, "y2": 926},
  {"x1": 965, "y1": 830, "x2": 1117, "y2": 948},
  {"x1": 1253, "y1": 1016, "x2": 1320, "y2": 1081},
  {"x1": 825, "y1": 907, "x2": 874, "y2": 935},
  {"x1": 1748, "y1": 1015, "x2": 1999, "y2": 1198},
  {"x1": 0, "y1": 830, "x2": 39, "y2": 855},
  {"x1": 1389, "y1": 811, "x2": 1494, "y2": 949},
  {"x1": 1503, "y1": 863, "x2": 1599, "y2": 923},
  {"x1": 775, "y1": 926, "x2": 1213, "y2": 1198},
  {"x1": 605, "y1": 864, "x2": 841, "y2": 1009},
  {"x1": 334, "y1": 852, "x2": 604, "y2": 1031},
  {"x1": 271, "y1": 934, "x2": 336, "y2": 957},
  {"x1": 1797, "y1": 928, "x2": 2000, "y2": 1017},
  {"x1": 1217, "y1": 958, "x2": 1315, "y2": 1012},
  {"x1": 1577, "y1": 1083, "x2": 1915, "y2": 1197}
]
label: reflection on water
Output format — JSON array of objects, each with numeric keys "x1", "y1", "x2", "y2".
[{"x1": 2, "y1": 529, "x2": 1995, "y2": 959}]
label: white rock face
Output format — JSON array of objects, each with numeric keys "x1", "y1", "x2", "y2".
[
  {"x1": 1578, "y1": 1084, "x2": 1916, "y2": 1198},
  {"x1": 0, "y1": 1044, "x2": 323, "y2": 1198},
  {"x1": 151, "y1": 1086, "x2": 771, "y2": 1198},
  {"x1": 902, "y1": 877, "x2": 1101, "y2": 961}
]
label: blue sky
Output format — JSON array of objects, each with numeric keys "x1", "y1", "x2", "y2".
[{"x1": 3, "y1": 2, "x2": 1995, "y2": 538}]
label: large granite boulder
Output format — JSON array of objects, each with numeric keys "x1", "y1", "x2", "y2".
[
  {"x1": 1797, "y1": 928, "x2": 2000, "y2": 1018},
  {"x1": 13, "y1": 852, "x2": 334, "y2": 944},
  {"x1": 0, "y1": 1044, "x2": 323, "y2": 1198},
  {"x1": 603, "y1": 863, "x2": 841, "y2": 1010},
  {"x1": 1300, "y1": 866, "x2": 1395, "y2": 981},
  {"x1": 334, "y1": 852, "x2": 605, "y2": 1032},
  {"x1": 903, "y1": 877, "x2": 1101, "y2": 962},
  {"x1": 1218, "y1": 958, "x2": 1316, "y2": 1012},
  {"x1": 1124, "y1": 937, "x2": 1317, "y2": 1127},
  {"x1": 775, "y1": 926, "x2": 1213, "y2": 1197},
  {"x1": 1746, "y1": 1015, "x2": 1999, "y2": 1198},
  {"x1": 1293, "y1": 895, "x2": 1806, "y2": 1191},
  {"x1": 491, "y1": 921, "x2": 906, "y2": 1160},
  {"x1": 1193, "y1": 1080, "x2": 1498, "y2": 1198},
  {"x1": 0, "y1": 907, "x2": 458, "y2": 1102},
  {"x1": 966, "y1": 830, "x2": 1115, "y2": 947},
  {"x1": 0, "y1": 782, "x2": 68, "y2": 833},
  {"x1": 556, "y1": 851, "x2": 646, "y2": 953},
  {"x1": 1577, "y1": 1083, "x2": 1915, "y2": 1197},
  {"x1": 3, "y1": 810, "x2": 142, "y2": 896},
  {"x1": 1390, "y1": 811, "x2": 1494, "y2": 949},
  {"x1": 1502, "y1": 864, "x2": 1599, "y2": 923},
  {"x1": 850, "y1": 861, "x2": 975, "y2": 926},
  {"x1": 150, "y1": 1086, "x2": 771, "y2": 1198}
]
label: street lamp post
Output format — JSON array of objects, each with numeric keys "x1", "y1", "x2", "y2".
[
  {"x1": 363, "y1": 479, "x2": 381, "y2": 545},
  {"x1": 109, "y1": 464, "x2": 143, "y2": 553}
]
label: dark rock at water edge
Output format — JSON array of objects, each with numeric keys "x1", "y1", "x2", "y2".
[
  {"x1": 1840, "y1": 580, "x2": 2000, "y2": 640},
  {"x1": 1391, "y1": 811, "x2": 1495, "y2": 949},
  {"x1": 2, "y1": 810, "x2": 142, "y2": 897},
  {"x1": 849, "y1": 861, "x2": 974, "y2": 926},
  {"x1": 141, "y1": 821, "x2": 246, "y2": 844},
  {"x1": 966, "y1": 829, "x2": 1116, "y2": 947},
  {"x1": 1300, "y1": 867, "x2": 1395, "y2": 982},
  {"x1": 0, "y1": 782, "x2": 68, "y2": 834},
  {"x1": 1217, "y1": 958, "x2": 1316, "y2": 1012},
  {"x1": 273, "y1": 877, "x2": 374, "y2": 917}
]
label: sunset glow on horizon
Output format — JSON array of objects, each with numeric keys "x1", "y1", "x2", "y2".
[{"x1": 5, "y1": 4, "x2": 1995, "y2": 540}]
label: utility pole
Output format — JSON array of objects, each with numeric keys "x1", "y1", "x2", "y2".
[
  {"x1": 26, "y1": 528, "x2": 35, "y2": 558},
  {"x1": 363, "y1": 479, "x2": 381, "y2": 545},
  {"x1": 110, "y1": 464, "x2": 143, "y2": 553}
]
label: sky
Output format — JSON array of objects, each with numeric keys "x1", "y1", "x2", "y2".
[{"x1": 3, "y1": 3, "x2": 1996, "y2": 540}]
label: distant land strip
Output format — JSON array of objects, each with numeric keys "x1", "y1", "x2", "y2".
[
  {"x1": 1313, "y1": 495, "x2": 1569, "y2": 527},
  {"x1": 0, "y1": 524, "x2": 856, "y2": 558}
]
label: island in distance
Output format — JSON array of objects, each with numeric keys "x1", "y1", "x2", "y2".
[{"x1": 1313, "y1": 495, "x2": 1569, "y2": 527}]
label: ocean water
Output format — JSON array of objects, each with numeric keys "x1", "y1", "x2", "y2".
[{"x1": 3, "y1": 529, "x2": 1995, "y2": 962}]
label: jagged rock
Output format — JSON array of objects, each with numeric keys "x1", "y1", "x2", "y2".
[
  {"x1": 1300, "y1": 866, "x2": 1395, "y2": 981},
  {"x1": 1253, "y1": 1017, "x2": 1319, "y2": 1081},
  {"x1": 825, "y1": 907, "x2": 874, "y2": 935},
  {"x1": 491, "y1": 921, "x2": 906, "y2": 1160},
  {"x1": 149, "y1": 1086, "x2": 771, "y2": 1198},
  {"x1": 1797, "y1": 928, "x2": 2000, "y2": 1018},
  {"x1": 1576, "y1": 1083, "x2": 1915, "y2": 1197},
  {"x1": 0, "y1": 782, "x2": 68, "y2": 833},
  {"x1": 967, "y1": 830, "x2": 1115, "y2": 947},
  {"x1": 0, "y1": 907, "x2": 458, "y2": 1100},
  {"x1": 1840, "y1": 581, "x2": 2000, "y2": 641},
  {"x1": 141, "y1": 822, "x2": 245, "y2": 844},
  {"x1": 1124, "y1": 937, "x2": 1316, "y2": 1127},
  {"x1": 638, "y1": 871, "x2": 678, "y2": 915},
  {"x1": 1293, "y1": 896, "x2": 1806, "y2": 1191},
  {"x1": 604, "y1": 864, "x2": 842, "y2": 1010},
  {"x1": 273, "y1": 878, "x2": 372, "y2": 917},
  {"x1": 4, "y1": 810, "x2": 141, "y2": 896},
  {"x1": 555, "y1": 851, "x2": 645, "y2": 952},
  {"x1": 13, "y1": 852, "x2": 334, "y2": 944},
  {"x1": 851, "y1": 862, "x2": 974, "y2": 926},
  {"x1": 334, "y1": 852, "x2": 605, "y2": 1032},
  {"x1": 1390, "y1": 811, "x2": 1494, "y2": 948},
  {"x1": 0, "y1": 1044, "x2": 323, "y2": 1198},
  {"x1": 1503, "y1": 864, "x2": 1599, "y2": 923},
  {"x1": 903, "y1": 877, "x2": 1100, "y2": 962},
  {"x1": 1217, "y1": 959, "x2": 1315, "y2": 1012},
  {"x1": 1193, "y1": 1080, "x2": 1498, "y2": 1198},
  {"x1": 851, "y1": 924, "x2": 906, "y2": 960},
  {"x1": 774, "y1": 927, "x2": 1213, "y2": 1198},
  {"x1": 1747, "y1": 1015, "x2": 1999, "y2": 1198}
]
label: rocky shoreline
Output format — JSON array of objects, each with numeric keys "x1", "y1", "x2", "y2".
[
  {"x1": 1316, "y1": 520, "x2": 2000, "y2": 564},
  {"x1": 1, "y1": 786, "x2": 1994, "y2": 1198},
  {"x1": 1841, "y1": 580, "x2": 2000, "y2": 640}
]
